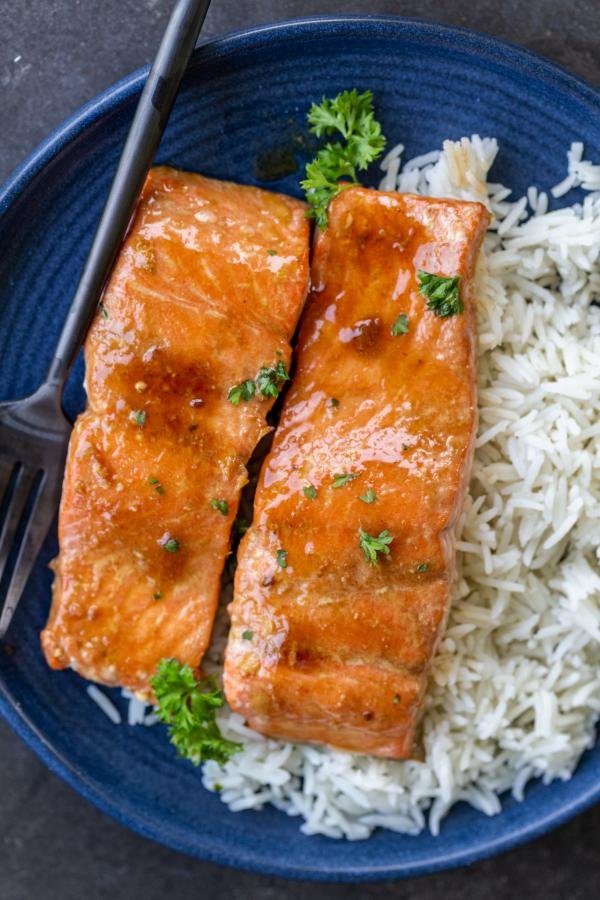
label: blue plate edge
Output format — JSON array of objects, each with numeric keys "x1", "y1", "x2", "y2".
[
  {"x1": 0, "y1": 13, "x2": 599, "y2": 883},
  {"x1": 2, "y1": 14, "x2": 600, "y2": 212}
]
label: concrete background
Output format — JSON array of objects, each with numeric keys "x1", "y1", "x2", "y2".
[{"x1": 1, "y1": 2, "x2": 599, "y2": 897}]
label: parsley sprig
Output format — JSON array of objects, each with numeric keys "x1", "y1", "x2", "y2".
[
  {"x1": 359, "y1": 528, "x2": 394, "y2": 566},
  {"x1": 228, "y1": 360, "x2": 289, "y2": 405},
  {"x1": 301, "y1": 89, "x2": 386, "y2": 229},
  {"x1": 417, "y1": 270, "x2": 463, "y2": 317},
  {"x1": 151, "y1": 659, "x2": 241, "y2": 766}
]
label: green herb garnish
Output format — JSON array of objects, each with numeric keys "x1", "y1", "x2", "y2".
[
  {"x1": 100, "y1": 303, "x2": 108, "y2": 320},
  {"x1": 332, "y1": 472, "x2": 358, "y2": 489},
  {"x1": 276, "y1": 549, "x2": 288, "y2": 569},
  {"x1": 358, "y1": 488, "x2": 377, "y2": 504},
  {"x1": 210, "y1": 498, "x2": 229, "y2": 516},
  {"x1": 131, "y1": 409, "x2": 146, "y2": 427},
  {"x1": 228, "y1": 379, "x2": 256, "y2": 405},
  {"x1": 234, "y1": 517, "x2": 249, "y2": 538},
  {"x1": 241, "y1": 630, "x2": 254, "y2": 640},
  {"x1": 151, "y1": 659, "x2": 241, "y2": 765},
  {"x1": 161, "y1": 537, "x2": 180, "y2": 553},
  {"x1": 153, "y1": 591, "x2": 164, "y2": 600},
  {"x1": 228, "y1": 360, "x2": 289, "y2": 405},
  {"x1": 417, "y1": 270, "x2": 463, "y2": 317},
  {"x1": 300, "y1": 89, "x2": 386, "y2": 228},
  {"x1": 391, "y1": 313, "x2": 409, "y2": 336},
  {"x1": 416, "y1": 562, "x2": 429, "y2": 573},
  {"x1": 303, "y1": 484, "x2": 318, "y2": 500},
  {"x1": 328, "y1": 398, "x2": 340, "y2": 408},
  {"x1": 256, "y1": 360, "x2": 289, "y2": 399},
  {"x1": 148, "y1": 477, "x2": 164, "y2": 495},
  {"x1": 359, "y1": 528, "x2": 393, "y2": 566},
  {"x1": 267, "y1": 249, "x2": 277, "y2": 256}
]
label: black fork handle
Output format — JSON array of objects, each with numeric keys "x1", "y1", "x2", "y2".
[{"x1": 45, "y1": 0, "x2": 211, "y2": 388}]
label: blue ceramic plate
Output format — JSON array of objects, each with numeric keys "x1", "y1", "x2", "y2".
[{"x1": 0, "y1": 15, "x2": 599, "y2": 882}]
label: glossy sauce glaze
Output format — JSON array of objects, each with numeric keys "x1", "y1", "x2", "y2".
[
  {"x1": 224, "y1": 186, "x2": 489, "y2": 758},
  {"x1": 41, "y1": 167, "x2": 309, "y2": 698}
]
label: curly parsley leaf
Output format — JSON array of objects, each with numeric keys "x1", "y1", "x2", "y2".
[
  {"x1": 301, "y1": 89, "x2": 386, "y2": 228},
  {"x1": 303, "y1": 484, "x2": 318, "y2": 500},
  {"x1": 151, "y1": 659, "x2": 241, "y2": 766},
  {"x1": 417, "y1": 270, "x2": 463, "y2": 317},
  {"x1": 359, "y1": 528, "x2": 394, "y2": 566}
]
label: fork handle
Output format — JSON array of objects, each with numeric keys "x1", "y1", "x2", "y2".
[{"x1": 45, "y1": 0, "x2": 211, "y2": 388}]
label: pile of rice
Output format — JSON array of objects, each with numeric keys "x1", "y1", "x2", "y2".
[{"x1": 90, "y1": 136, "x2": 600, "y2": 840}]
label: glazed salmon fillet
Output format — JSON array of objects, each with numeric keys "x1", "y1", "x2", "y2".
[
  {"x1": 41, "y1": 166, "x2": 309, "y2": 698},
  {"x1": 224, "y1": 186, "x2": 489, "y2": 758}
]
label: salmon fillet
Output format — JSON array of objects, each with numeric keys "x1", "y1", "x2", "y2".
[
  {"x1": 41, "y1": 166, "x2": 309, "y2": 698},
  {"x1": 224, "y1": 186, "x2": 489, "y2": 758}
]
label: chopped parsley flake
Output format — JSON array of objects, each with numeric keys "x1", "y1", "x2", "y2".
[
  {"x1": 100, "y1": 303, "x2": 108, "y2": 320},
  {"x1": 256, "y1": 360, "x2": 290, "y2": 399},
  {"x1": 332, "y1": 472, "x2": 358, "y2": 489},
  {"x1": 151, "y1": 659, "x2": 241, "y2": 765},
  {"x1": 241, "y1": 630, "x2": 254, "y2": 640},
  {"x1": 149, "y1": 478, "x2": 165, "y2": 495},
  {"x1": 303, "y1": 484, "x2": 318, "y2": 500},
  {"x1": 228, "y1": 360, "x2": 289, "y2": 405},
  {"x1": 391, "y1": 313, "x2": 409, "y2": 336},
  {"x1": 328, "y1": 397, "x2": 340, "y2": 408},
  {"x1": 153, "y1": 591, "x2": 164, "y2": 600},
  {"x1": 359, "y1": 528, "x2": 393, "y2": 566},
  {"x1": 210, "y1": 498, "x2": 229, "y2": 516},
  {"x1": 131, "y1": 409, "x2": 146, "y2": 427},
  {"x1": 417, "y1": 270, "x2": 463, "y2": 317},
  {"x1": 160, "y1": 536, "x2": 180, "y2": 553},
  {"x1": 234, "y1": 518, "x2": 249, "y2": 538},
  {"x1": 276, "y1": 549, "x2": 288, "y2": 569},
  {"x1": 416, "y1": 562, "x2": 429, "y2": 573},
  {"x1": 358, "y1": 487, "x2": 377, "y2": 504},
  {"x1": 228, "y1": 379, "x2": 256, "y2": 405},
  {"x1": 267, "y1": 249, "x2": 278, "y2": 256}
]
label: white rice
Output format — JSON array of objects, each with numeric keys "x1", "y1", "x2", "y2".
[
  {"x1": 104, "y1": 136, "x2": 600, "y2": 841},
  {"x1": 86, "y1": 684, "x2": 121, "y2": 724}
]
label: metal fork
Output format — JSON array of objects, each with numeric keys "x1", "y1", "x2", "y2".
[{"x1": 0, "y1": 0, "x2": 211, "y2": 638}]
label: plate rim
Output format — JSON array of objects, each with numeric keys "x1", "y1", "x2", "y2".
[{"x1": 0, "y1": 13, "x2": 599, "y2": 882}]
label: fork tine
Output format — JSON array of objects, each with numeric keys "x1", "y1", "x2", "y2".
[
  {"x1": 0, "y1": 467, "x2": 37, "y2": 586},
  {"x1": 0, "y1": 472, "x2": 48, "y2": 638},
  {"x1": 0, "y1": 459, "x2": 17, "y2": 505}
]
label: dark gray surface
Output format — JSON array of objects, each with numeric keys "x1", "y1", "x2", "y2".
[{"x1": 1, "y1": 2, "x2": 599, "y2": 897}]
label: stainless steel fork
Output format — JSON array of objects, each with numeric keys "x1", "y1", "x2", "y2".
[{"x1": 0, "y1": 0, "x2": 211, "y2": 638}]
